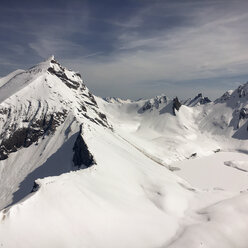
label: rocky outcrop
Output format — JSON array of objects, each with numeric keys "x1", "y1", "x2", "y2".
[
  {"x1": 31, "y1": 182, "x2": 40, "y2": 193},
  {"x1": 172, "y1": 97, "x2": 181, "y2": 116},
  {"x1": 237, "y1": 108, "x2": 248, "y2": 131},
  {"x1": 72, "y1": 125, "x2": 96, "y2": 168},
  {"x1": 237, "y1": 83, "x2": 248, "y2": 98},
  {"x1": 138, "y1": 101, "x2": 152, "y2": 113},
  {"x1": 239, "y1": 108, "x2": 248, "y2": 120},
  {"x1": 138, "y1": 96, "x2": 167, "y2": 113},
  {"x1": 185, "y1": 93, "x2": 211, "y2": 106},
  {"x1": 0, "y1": 110, "x2": 67, "y2": 160},
  {"x1": 48, "y1": 60, "x2": 80, "y2": 90}
]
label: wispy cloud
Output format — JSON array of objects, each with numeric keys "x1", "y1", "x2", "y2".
[{"x1": 1, "y1": 0, "x2": 248, "y2": 100}]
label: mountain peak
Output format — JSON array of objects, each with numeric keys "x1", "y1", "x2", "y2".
[
  {"x1": 47, "y1": 55, "x2": 55, "y2": 61},
  {"x1": 183, "y1": 93, "x2": 211, "y2": 107},
  {"x1": 0, "y1": 57, "x2": 110, "y2": 163},
  {"x1": 215, "y1": 81, "x2": 248, "y2": 104},
  {"x1": 43, "y1": 55, "x2": 55, "y2": 63}
]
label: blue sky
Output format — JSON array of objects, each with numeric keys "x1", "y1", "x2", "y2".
[{"x1": 1, "y1": 0, "x2": 248, "y2": 100}]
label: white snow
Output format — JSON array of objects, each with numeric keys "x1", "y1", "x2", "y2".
[
  {"x1": 167, "y1": 192, "x2": 248, "y2": 248},
  {"x1": 0, "y1": 125, "x2": 193, "y2": 248},
  {"x1": 0, "y1": 69, "x2": 24, "y2": 88},
  {"x1": 224, "y1": 159, "x2": 248, "y2": 172},
  {"x1": 174, "y1": 151, "x2": 248, "y2": 192}
]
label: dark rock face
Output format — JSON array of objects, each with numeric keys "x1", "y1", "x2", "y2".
[
  {"x1": 138, "y1": 96, "x2": 168, "y2": 114},
  {"x1": 238, "y1": 108, "x2": 248, "y2": 131},
  {"x1": 172, "y1": 97, "x2": 181, "y2": 115},
  {"x1": 237, "y1": 83, "x2": 248, "y2": 98},
  {"x1": 239, "y1": 108, "x2": 248, "y2": 120},
  {"x1": 48, "y1": 59, "x2": 82, "y2": 90},
  {"x1": 72, "y1": 125, "x2": 96, "y2": 168},
  {"x1": 31, "y1": 182, "x2": 39, "y2": 193},
  {"x1": 88, "y1": 92, "x2": 97, "y2": 106},
  {"x1": 186, "y1": 93, "x2": 211, "y2": 106},
  {"x1": 47, "y1": 67, "x2": 80, "y2": 90},
  {"x1": 139, "y1": 101, "x2": 152, "y2": 113},
  {"x1": 200, "y1": 97, "x2": 211, "y2": 104},
  {"x1": 0, "y1": 110, "x2": 67, "y2": 160}
]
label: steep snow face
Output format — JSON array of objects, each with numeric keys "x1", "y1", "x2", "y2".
[{"x1": 0, "y1": 57, "x2": 109, "y2": 209}]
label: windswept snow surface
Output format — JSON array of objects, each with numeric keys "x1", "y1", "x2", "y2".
[
  {"x1": 0, "y1": 124, "x2": 242, "y2": 248},
  {"x1": 166, "y1": 192, "x2": 248, "y2": 248},
  {"x1": 1, "y1": 58, "x2": 248, "y2": 247},
  {"x1": 0, "y1": 69, "x2": 24, "y2": 88},
  {"x1": 0, "y1": 125, "x2": 190, "y2": 248},
  {"x1": 174, "y1": 151, "x2": 248, "y2": 191}
]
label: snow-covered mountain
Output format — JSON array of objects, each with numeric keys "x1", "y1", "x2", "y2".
[
  {"x1": 0, "y1": 56, "x2": 109, "y2": 209},
  {"x1": 0, "y1": 57, "x2": 248, "y2": 248}
]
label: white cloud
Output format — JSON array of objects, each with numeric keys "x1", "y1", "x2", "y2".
[
  {"x1": 62, "y1": 8, "x2": 247, "y2": 98},
  {"x1": 27, "y1": 1, "x2": 248, "y2": 99}
]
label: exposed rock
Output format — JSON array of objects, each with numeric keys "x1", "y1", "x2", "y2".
[
  {"x1": 88, "y1": 92, "x2": 98, "y2": 106},
  {"x1": 0, "y1": 110, "x2": 68, "y2": 160},
  {"x1": 138, "y1": 101, "x2": 152, "y2": 113},
  {"x1": 47, "y1": 67, "x2": 80, "y2": 90},
  {"x1": 172, "y1": 97, "x2": 181, "y2": 115},
  {"x1": 31, "y1": 182, "x2": 39, "y2": 193},
  {"x1": 184, "y1": 93, "x2": 211, "y2": 106},
  {"x1": 239, "y1": 108, "x2": 248, "y2": 120},
  {"x1": 72, "y1": 125, "x2": 96, "y2": 168},
  {"x1": 200, "y1": 96, "x2": 211, "y2": 104},
  {"x1": 214, "y1": 149, "x2": 221, "y2": 153},
  {"x1": 187, "y1": 153, "x2": 197, "y2": 159},
  {"x1": 138, "y1": 96, "x2": 167, "y2": 113},
  {"x1": 237, "y1": 83, "x2": 248, "y2": 98}
]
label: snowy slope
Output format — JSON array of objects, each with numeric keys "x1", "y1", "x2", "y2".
[
  {"x1": 0, "y1": 121, "x2": 244, "y2": 248},
  {"x1": 174, "y1": 151, "x2": 248, "y2": 191},
  {"x1": 0, "y1": 69, "x2": 24, "y2": 88},
  {"x1": 0, "y1": 58, "x2": 248, "y2": 248}
]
